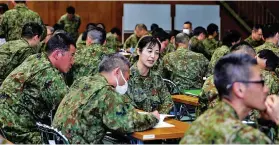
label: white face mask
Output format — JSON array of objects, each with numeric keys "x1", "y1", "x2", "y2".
[
  {"x1": 115, "y1": 70, "x2": 128, "y2": 95},
  {"x1": 183, "y1": 29, "x2": 190, "y2": 35}
]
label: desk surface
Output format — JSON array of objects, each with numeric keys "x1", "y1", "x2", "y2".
[
  {"x1": 132, "y1": 119, "x2": 190, "y2": 141},
  {"x1": 172, "y1": 95, "x2": 199, "y2": 106}
]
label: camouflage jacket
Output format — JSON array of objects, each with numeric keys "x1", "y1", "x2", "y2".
[
  {"x1": 0, "y1": 38, "x2": 36, "y2": 83},
  {"x1": 255, "y1": 42, "x2": 279, "y2": 56},
  {"x1": 162, "y1": 47, "x2": 209, "y2": 91},
  {"x1": 123, "y1": 33, "x2": 139, "y2": 50},
  {"x1": 58, "y1": 14, "x2": 81, "y2": 41},
  {"x1": 189, "y1": 36, "x2": 211, "y2": 60},
  {"x1": 127, "y1": 63, "x2": 174, "y2": 114},
  {"x1": 0, "y1": 53, "x2": 68, "y2": 143},
  {"x1": 72, "y1": 44, "x2": 113, "y2": 81},
  {"x1": 0, "y1": 3, "x2": 46, "y2": 41},
  {"x1": 160, "y1": 42, "x2": 176, "y2": 58},
  {"x1": 202, "y1": 37, "x2": 222, "y2": 60},
  {"x1": 208, "y1": 45, "x2": 230, "y2": 75},
  {"x1": 105, "y1": 32, "x2": 122, "y2": 52},
  {"x1": 180, "y1": 101, "x2": 272, "y2": 144},
  {"x1": 76, "y1": 34, "x2": 86, "y2": 49},
  {"x1": 52, "y1": 73, "x2": 158, "y2": 144},
  {"x1": 245, "y1": 35, "x2": 264, "y2": 48},
  {"x1": 262, "y1": 70, "x2": 279, "y2": 95}
]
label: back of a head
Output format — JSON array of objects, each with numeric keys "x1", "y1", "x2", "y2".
[
  {"x1": 253, "y1": 24, "x2": 263, "y2": 32},
  {"x1": 214, "y1": 53, "x2": 257, "y2": 98},
  {"x1": 222, "y1": 30, "x2": 241, "y2": 47},
  {"x1": 110, "y1": 27, "x2": 121, "y2": 36},
  {"x1": 0, "y1": 3, "x2": 8, "y2": 13},
  {"x1": 66, "y1": 6, "x2": 75, "y2": 14},
  {"x1": 193, "y1": 26, "x2": 207, "y2": 36},
  {"x1": 230, "y1": 41, "x2": 256, "y2": 57},
  {"x1": 96, "y1": 23, "x2": 106, "y2": 30},
  {"x1": 262, "y1": 24, "x2": 278, "y2": 39},
  {"x1": 87, "y1": 27, "x2": 106, "y2": 45},
  {"x1": 207, "y1": 23, "x2": 219, "y2": 35},
  {"x1": 22, "y1": 22, "x2": 43, "y2": 39},
  {"x1": 86, "y1": 23, "x2": 97, "y2": 31},
  {"x1": 175, "y1": 32, "x2": 190, "y2": 45},
  {"x1": 258, "y1": 49, "x2": 279, "y2": 71},
  {"x1": 169, "y1": 30, "x2": 180, "y2": 38},
  {"x1": 46, "y1": 33, "x2": 75, "y2": 55},
  {"x1": 53, "y1": 23, "x2": 64, "y2": 32},
  {"x1": 15, "y1": 0, "x2": 26, "y2": 3},
  {"x1": 152, "y1": 28, "x2": 169, "y2": 42},
  {"x1": 99, "y1": 53, "x2": 130, "y2": 73},
  {"x1": 46, "y1": 26, "x2": 54, "y2": 34},
  {"x1": 151, "y1": 23, "x2": 159, "y2": 31},
  {"x1": 135, "y1": 24, "x2": 147, "y2": 31}
]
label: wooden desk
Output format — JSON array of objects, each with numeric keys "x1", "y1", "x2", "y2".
[
  {"x1": 132, "y1": 119, "x2": 190, "y2": 141},
  {"x1": 172, "y1": 95, "x2": 199, "y2": 106},
  {"x1": 0, "y1": 135, "x2": 13, "y2": 144}
]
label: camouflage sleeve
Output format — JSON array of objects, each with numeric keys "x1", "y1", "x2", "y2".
[
  {"x1": 102, "y1": 91, "x2": 158, "y2": 133},
  {"x1": 161, "y1": 54, "x2": 171, "y2": 79},
  {"x1": 0, "y1": 14, "x2": 7, "y2": 38},
  {"x1": 123, "y1": 35, "x2": 133, "y2": 50},
  {"x1": 158, "y1": 77, "x2": 174, "y2": 114}
]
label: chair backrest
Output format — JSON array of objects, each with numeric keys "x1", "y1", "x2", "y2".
[
  {"x1": 36, "y1": 122, "x2": 69, "y2": 145},
  {"x1": 163, "y1": 78, "x2": 180, "y2": 95}
]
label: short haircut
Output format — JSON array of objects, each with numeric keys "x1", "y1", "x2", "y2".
[
  {"x1": 66, "y1": 6, "x2": 75, "y2": 14},
  {"x1": 184, "y1": 21, "x2": 192, "y2": 26},
  {"x1": 169, "y1": 30, "x2": 180, "y2": 37},
  {"x1": 46, "y1": 26, "x2": 54, "y2": 34},
  {"x1": 207, "y1": 23, "x2": 219, "y2": 35},
  {"x1": 175, "y1": 32, "x2": 190, "y2": 45},
  {"x1": 46, "y1": 33, "x2": 75, "y2": 55},
  {"x1": 87, "y1": 27, "x2": 106, "y2": 45},
  {"x1": 110, "y1": 27, "x2": 121, "y2": 36},
  {"x1": 230, "y1": 41, "x2": 256, "y2": 57},
  {"x1": 96, "y1": 23, "x2": 106, "y2": 30},
  {"x1": 86, "y1": 23, "x2": 97, "y2": 30},
  {"x1": 98, "y1": 53, "x2": 130, "y2": 73},
  {"x1": 193, "y1": 26, "x2": 207, "y2": 36},
  {"x1": 0, "y1": 3, "x2": 8, "y2": 13},
  {"x1": 135, "y1": 24, "x2": 147, "y2": 31},
  {"x1": 138, "y1": 36, "x2": 161, "y2": 52},
  {"x1": 214, "y1": 53, "x2": 257, "y2": 98},
  {"x1": 258, "y1": 49, "x2": 279, "y2": 71},
  {"x1": 262, "y1": 24, "x2": 278, "y2": 39},
  {"x1": 152, "y1": 28, "x2": 169, "y2": 42},
  {"x1": 222, "y1": 30, "x2": 241, "y2": 47},
  {"x1": 21, "y1": 22, "x2": 43, "y2": 39},
  {"x1": 151, "y1": 23, "x2": 159, "y2": 31},
  {"x1": 253, "y1": 24, "x2": 263, "y2": 31},
  {"x1": 53, "y1": 23, "x2": 64, "y2": 32},
  {"x1": 15, "y1": 1, "x2": 26, "y2": 3}
]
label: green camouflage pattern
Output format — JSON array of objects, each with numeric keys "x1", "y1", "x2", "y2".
[
  {"x1": 245, "y1": 35, "x2": 264, "y2": 48},
  {"x1": 76, "y1": 34, "x2": 86, "y2": 49},
  {"x1": 105, "y1": 32, "x2": 122, "y2": 52},
  {"x1": 255, "y1": 42, "x2": 279, "y2": 56},
  {"x1": 58, "y1": 14, "x2": 81, "y2": 41},
  {"x1": 162, "y1": 47, "x2": 209, "y2": 91},
  {"x1": 0, "y1": 53, "x2": 68, "y2": 144},
  {"x1": 180, "y1": 101, "x2": 272, "y2": 144},
  {"x1": 189, "y1": 36, "x2": 211, "y2": 60},
  {"x1": 208, "y1": 45, "x2": 230, "y2": 75},
  {"x1": 160, "y1": 42, "x2": 176, "y2": 58},
  {"x1": 127, "y1": 63, "x2": 174, "y2": 114},
  {"x1": 262, "y1": 70, "x2": 279, "y2": 95},
  {"x1": 202, "y1": 37, "x2": 222, "y2": 60},
  {"x1": 52, "y1": 73, "x2": 158, "y2": 144},
  {"x1": 0, "y1": 3, "x2": 46, "y2": 41},
  {"x1": 123, "y1": 33, "x2": 139, "y2": 50}
]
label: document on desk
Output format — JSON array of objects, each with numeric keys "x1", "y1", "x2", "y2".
[{"x1": 138, "y1": 112, "x2": 175, "y2": 128}]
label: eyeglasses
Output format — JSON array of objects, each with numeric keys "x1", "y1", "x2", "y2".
[{"x1": 226, "y1": 80, "x2": 265, "y2": 89}]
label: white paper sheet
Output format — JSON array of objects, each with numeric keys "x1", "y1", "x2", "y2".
[{"x1": 138, "y1": 112, "x2": 175, "y2": 128}]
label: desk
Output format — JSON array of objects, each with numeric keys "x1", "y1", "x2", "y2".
[
  {"x1": 172, "y1": 95, "x2": 199, "y2": 106},
  {"x1": 131, "y1": 119, "x2": 190, "y2": 144},
  {"x1": 0, "y1": 136, "x2": 13, "y2": 144}
]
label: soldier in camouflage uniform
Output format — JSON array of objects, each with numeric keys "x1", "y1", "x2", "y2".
[
  {"x1": 0, "y1": 33, "x2": 75, "y2": 143},
  {"x1": 245, "y1": 24, "x2": 264, "y2": 48},
  {"x1": 208, "y1": 30, "x2": 241, "y2": 75},
  {"x1": 203, "y1": 23, "x2": 222, "y2": 60},
  {"x1": 52, "y1": 53, "x2": 159, "y2": 144},
  {"x1": 162, "y1": 33, "x2": 208, "y2": 91},
  {"x1": 0, "y1": 1, "x2": 46, "y2": 41},
  {"x1": 106, "y1": 27, "x2": 122, "y2": 52},
  {"x1": 58, "y1": 6, "x2": 81, "y2": 42},
  {"x1": 72, "y1": 27, "x2": 114, "y2": 81},
  {"x1": 189, "y1": 26, "x2": 211, "y2": 60},
  {"x1": 180, "y1": 53, "x2": 278, "y2": 144},
  {"x1": 127, "y1": 36, "x2": 173, "y2": 114},
  {"x1": 0, "y1": 22, "x2": 43, "y2": 85},
  {"x1": 124, "y1": 24, "x2": 149, "y2": 53}
]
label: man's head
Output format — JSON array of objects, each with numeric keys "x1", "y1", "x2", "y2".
[
  {"x1": 110, "y1": 27, "x2": 121, "y2": 40},
  {"x1": 256, "y1": 49, "x2": 279, "y2": 71},
  {"x1": 46, "y1": 33, "x2": 76, "y2": 73},
  {"x1": 230, "y1": 41, "x2": 256, "y2": 57},
  {"x1": 86, "y1": 27, "x2": 106, "y2": 46},
  {"x1": 214, "y1": 53, "x2": 268, "y2": 111},
  {"x1": 169, "y1": 30, "x2": 180, "y2": 45},
  {"x1": 175, "y1": 32, "x2": 190, "y2": 48},
  {"x1": 134, "y1": 24, "x2": 148, "y2": 38},
  {"x1": 44, "y1": 26, "x2": 54, "y2": 43},
  {"x1": 66, "y1": 6, "x2": 75, "y2": 20},
  {"x1": 183, "y1": 21, "x2": 192, "y2": 35},
  {"x1": 251, "y1": 24, "x2": 263, "y2": 41},
  {"x1": 22, "y1": 22, "x2": 43, "y2": 47},
  {"x1": 99, "y1": 53, "x2": 131, "y2": 91},
  {"x1": 193, "y1": 26, "x2": 207, "y2": 41},
  {"x1": 207, "y1": 23, "x2": 219, "y2": 38},
  {"x1": 96, "y1": 23, "x2": 106, "y2": 30},
  {"x1": 222, "y1": 30, "x2": 242, "y2": 47},
  {"x1": 152, "y1": 28, "x2": 169, "y2": 53},
  {"x1": 0, "y1": 3, "x2": 8, "y2": 15},
  {"x1": 262, "y1": 24, "x2": 279, "y2": 44},
  {"x1": 150, "y1": 23, "x2": 159, "y2": 32}
]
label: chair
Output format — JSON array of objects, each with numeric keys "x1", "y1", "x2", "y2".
[
  {"x1": 163, "y1": 79, "x2": 180, "y2": 95},
  {"x1": 36, "y1": 122, "x2": 69, "y2": 144}
]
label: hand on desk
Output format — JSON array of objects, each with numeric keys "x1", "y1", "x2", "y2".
[{"x1": 151, "y1": 110, "x2": 160, "y2": 120}]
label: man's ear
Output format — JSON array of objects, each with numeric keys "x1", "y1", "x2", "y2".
[
  {"x1": 51, "y1": 50, "x2": 61, "y2": 60},
  {"x1": 232, "y1": 82, "x2": 246, "y2": 99}
]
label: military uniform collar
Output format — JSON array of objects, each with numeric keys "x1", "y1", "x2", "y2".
[
  {"x1": 130, "y1": 62, "x2": 153, "y2": 78},
  {"x1": 177, "y1": 46, "x2": 187, "y2": 51},
  {"x1": 15, "y1": 3, "x2": 27, "y2": 9},
  {"x1": 219, "y1": 101, "x2": 240, "y2": 120},
  {"x1": 21, "y1": 38, "x2": 31, "y2": 47}
]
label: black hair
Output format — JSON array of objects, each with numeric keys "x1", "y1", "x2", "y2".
[
  {"x1": 193, "y1": 26, "x2": 207, "y2": 36},
  {"x1": 15, "y1": 1, "x2": 26, "y2": 3},
  {"x1": 152, "y1": 28, "x2": 169, "y2": 42},
  {"x1": 96, "y1": 23, "x2": 106, "y2": 30},
  {"x1": 184, "y1": 21, "x2": 192, "y2": 26},
  {"x1": 258, "y1": 49, "x2": 279, "y2": 71},
  {"x1": 46, "y1": 33, "x2": 75, "y2": 55},
  {"x1": 110, "y1": 27, "x2": 121, "y2": 36},
  {"x1": 22, "y1": 22, "x2": 43, "y2": 39},
  {"x1": 222, "y1": 30, "x2": 241, "y2": 47},
  {"x1": 135, "y1": 24, "x2": 147, "y2": 31},
  {"x1": 66, "y1": 6, "x2": 75, "y2": 14},
  {"x1": 262, "y1": 24, "x2": 278, "y2": 39},
  {"x1": 151, "y1": 23, "x2": 159, "y2": 31},
  {"x1": 0, "y1": 3, "x2": 8, "y2": 14},
  {"x1": 169, "y1": 30, "x2": 180, "y2": 38},
  {"x1": 207, "y1": 23, "x2": 219, "y2": 35}
]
